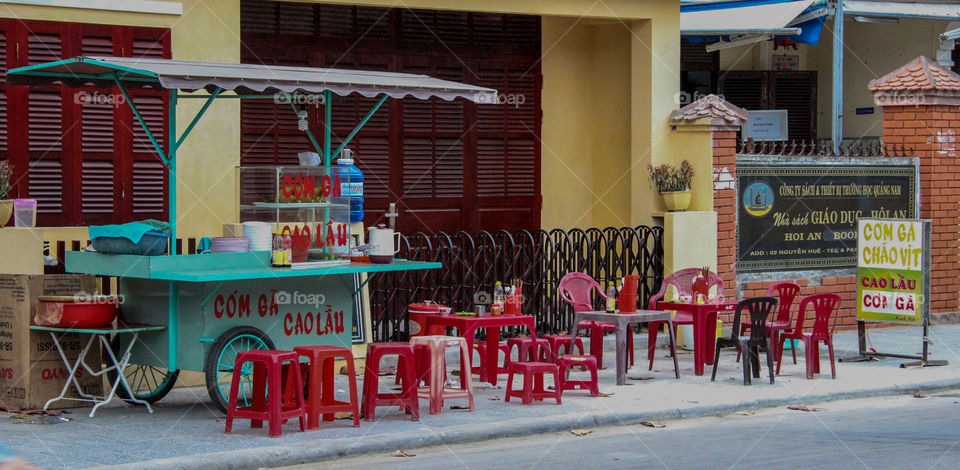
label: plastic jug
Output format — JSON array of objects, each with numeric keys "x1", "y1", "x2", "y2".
[
  {"x1": 13, "y1": 199, "x2": 36, "y2": 228},
  {"x1": 331, "y1": 149, "x2": 364, "y2": 223},
  {"x1": 619, "y1": 275, "x2": 640, "y2": 313}
]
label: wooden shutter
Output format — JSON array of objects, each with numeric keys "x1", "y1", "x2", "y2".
[
  {"x1": 718, "y1": 71, "x2": 765, "y2": 111},
  {"x1": 25, "y1": 23, "x2": 66, "y2": 221},
  {"x1": 719, "y1": 70, "x2": 817, "y2": 141},
  {"x1": 240, "y1": 2, "x2": 543, "y2": 233},
  {"x1": 771, "y1": 71, "x2": 817, "y2": 142}
]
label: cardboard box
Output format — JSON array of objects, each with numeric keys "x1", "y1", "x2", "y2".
[{"x1": 0, "y1": 274, "x2": 103, "y2": 410}]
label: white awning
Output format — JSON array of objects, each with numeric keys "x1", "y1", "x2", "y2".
[
  {"x1": 8, "y1": 56, "x2": 497, "y2": 102},
  {"x1": 681, "y1": 0, "x2": 816, "y2": 34},
  {"x1": 845, "y1": 1, "x2": 960, "y2": 21}
]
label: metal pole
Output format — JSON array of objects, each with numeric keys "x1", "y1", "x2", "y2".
[
  {"x1": 832, "y1": 0, "x2": 844, "y2": 153},
  {"x1": 324, "y1": 90, "x2": 332, "y2": 166},
  {"x1": 168, "y1": 88, "x2": 178, "y2": 372}
]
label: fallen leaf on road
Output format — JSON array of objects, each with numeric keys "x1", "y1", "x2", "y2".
[
  {"x1": 628, "y1": 376, "x2": 655, "y2": 381},
  {"x1": 333, "y1": 412, "x2": 354, "y2": 420},
  {"x1": 686, "y1": 401, "x2": 700, "y2": 404},
  {"x1": 570, "y1": 428, "x2": 592, "y2": 436},
  {"x1": 733, "y1": 410, "x2": 755, "y2": 416},
  {"x1": 377, "y1": 366, "x2": 397, "y2": 376},
  {"x1": 391, "y1": 450, "x2": 415, "y2": 458},
  {"x1": 488, "y1": 396, "x2": 501, "y2": 401},
  {"x1": 787, "y1": 406, "x2": 823, "y2": 412},
  {"x1": 913, "y1": 393, "x2": 927, "y2": 398},
  {"x1": 597, "y1": 392, "x2": 614, "y2": 397},
  {"x1": 640, "y1": 421, "x2": 666, "y2": 428},
  {"x1": 450, "y1": 405, "x2": 470, "y2": 410}
]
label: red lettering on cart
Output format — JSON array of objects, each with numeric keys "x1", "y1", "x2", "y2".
[
  {"x1": 238, "y1": 294, "x2": 251, "y2": 317},
  {"x1": 321, "y1": 175, "x2": 331, "y2": 197},
  {"x1": 282, "y1": 175, "x2": 293, "y2": 198},
  {"x1": 0, "y1": 368, "x2": 12, "y2": 380},
  {"x1": 284, "y1": 313, "x2": 293, "y2": 335},
  {"x1": 225, "y1": 292, "x2": 237, "y2": 318},
  {"x1": 214, "y1": 295, "x2": 224, "y2": 318}
]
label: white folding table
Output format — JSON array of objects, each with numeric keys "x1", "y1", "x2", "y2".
[{"x1": 29, "y1": 323, "x2": 165, "y2": 417}]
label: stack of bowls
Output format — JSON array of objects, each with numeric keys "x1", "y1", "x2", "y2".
[
  {"x1": 210, "y1": 237, "x2": 250, "y2": 253},
  {"x1": 243, "y1": 221, "x2": 273, "y2": 252}
]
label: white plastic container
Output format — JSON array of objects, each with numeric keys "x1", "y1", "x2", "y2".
[{"x1": 13, "y1": 199, "x2": 36, "y2": 227}]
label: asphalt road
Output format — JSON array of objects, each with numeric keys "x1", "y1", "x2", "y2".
[{"x1": 281, "y1": 393, "x2": 960, "y2": 470}]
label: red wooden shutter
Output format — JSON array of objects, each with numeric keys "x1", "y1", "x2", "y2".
[{"x1": 129, "y1": 93, "x2": 167, "y2": 217}]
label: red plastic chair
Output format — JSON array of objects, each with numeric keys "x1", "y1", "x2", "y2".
[
  {"x1": 646, "y1": 268, "x2": 724, "y2": 370},
  {"x1": 738, "y1": 282, "x2": 801, "y2": 364},
  {"x1": 776, "y1": 293, "x2": 840, "y2": 379},
  {"x1": 558, "y1": 272, "x2": 617, "y2": 368},
  {"x1": 224, "y1": 350, "x2": 307, "y2": 438}
]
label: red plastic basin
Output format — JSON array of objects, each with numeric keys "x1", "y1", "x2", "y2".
[{"x1": 37, "y1": 296, "x2": 118, "y2": 328}]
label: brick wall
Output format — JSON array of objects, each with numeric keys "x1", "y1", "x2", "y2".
[
  {"x1": 713, "y1": 130, "x2": 737, "y2": 289},
  {"x1": 712, "y1": 104, "x2": 960, "y2": 328},
  {"x1": 713, "y1": 132, "x2": 882, "y2": 329},
  {"x1": 882, "y1": 105, "x2": 960, "y2": 316}
]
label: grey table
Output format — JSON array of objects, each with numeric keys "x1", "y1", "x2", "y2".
[{"x1": 569, "y1": 311, "x2": 679, "y2": 385}]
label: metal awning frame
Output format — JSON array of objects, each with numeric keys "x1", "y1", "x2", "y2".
[{"x1": 7, "y1": 57, "x2": 446, "y2": 244}]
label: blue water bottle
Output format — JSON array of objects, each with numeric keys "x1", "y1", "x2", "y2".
[{"x1": 331, "y1": 149, "x2": 363, "y2": 223}]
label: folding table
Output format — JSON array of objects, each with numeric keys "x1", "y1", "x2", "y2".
[{"x1": 29, "y1": 323, "x2": 165, "y2": 417}]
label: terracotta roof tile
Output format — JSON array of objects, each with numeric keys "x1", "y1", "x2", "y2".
[
  {"x1": 868, "y1": 56, "x2": 960, "y2": 92},
  {"x1": 669, "y1": 94, "x2": 748, "y2": 124}
]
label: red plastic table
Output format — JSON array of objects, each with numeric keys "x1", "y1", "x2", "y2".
[
  {"x1": 652, "y1": 299, "x2": 737, "y2": 376},
  {"x1": 423, "y1": 314, "x2": 537, "y2": 386}
]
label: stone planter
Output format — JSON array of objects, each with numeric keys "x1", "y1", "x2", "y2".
[
  {"x1": 0, "y1": 199, "x2": 12, "y2": 226},
  {"x1": 660, "y1": 190, "x2": 691, "y2": 212}
]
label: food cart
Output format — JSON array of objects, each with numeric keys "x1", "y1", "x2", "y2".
[{"x1": 8, "y1": 56, "x2": 496, "y2": 412}]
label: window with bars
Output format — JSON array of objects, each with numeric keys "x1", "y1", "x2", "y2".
[
  {"x1": 0, "y1": 20, "x2": 170, "y2": 226},
  {"x1": 240, "y1": 1, "x2": 542, "y2": 234}
]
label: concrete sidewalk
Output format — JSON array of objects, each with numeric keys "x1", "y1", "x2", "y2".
[{"x1": 3, "y1": 324, "x2": 960, "y2": 469}]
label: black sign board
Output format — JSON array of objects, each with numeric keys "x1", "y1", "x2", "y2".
[{"x1": 737, "y1": 163, "x2": 917, "y2": 273}]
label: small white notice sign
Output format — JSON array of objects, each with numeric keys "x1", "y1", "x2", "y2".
[{"x1": 744, "y1": 110, "x2": 788, "y2": 141}]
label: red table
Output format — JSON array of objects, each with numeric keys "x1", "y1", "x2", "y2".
[
  {"x1": 423, "y1": 314, "x2": 537, "y2": 386},
  {"x1": 651, "y1": 299, "x2": 738, "y2": 376}
]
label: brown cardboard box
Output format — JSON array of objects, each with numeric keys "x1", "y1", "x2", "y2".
[{"x1": 0, "y1": 274, "x2": 103, "y2": 410}]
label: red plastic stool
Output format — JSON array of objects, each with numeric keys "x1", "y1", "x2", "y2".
[
  {"x1": 471, "y1": 342, "x2": 509, "y2": 377},
  {"x1": 362, "y1": 342, "x2": 419, "y2": 421},
  {"x1": 505, "y1": 337, "x2": 550, "y2": 369},
  {"x1": 410, "y1": 335, "x2": 475, "y2": 415},
  {"x1": 556, "y1": 355, "x2": 599, "y2": 397},
  {"x1": 542, "y1": 334, "x2": 585, "y2": 361},
  {"x1": 224, "y1": 350, "x2": 307, "y2": 437},
  {"x1": 504, "y1": 361, "x2": 562, "y2": 405},
  {"x1": 284, "y1": 345, "x2": 360, "y2": 429}
]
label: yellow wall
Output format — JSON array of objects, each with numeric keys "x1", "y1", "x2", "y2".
[
  {"x1": 670, "y1": 125, "x2": 713, "y2": 212},
  {"x1": 1, "y1": 0, "x2": 681, "y2": 236}
]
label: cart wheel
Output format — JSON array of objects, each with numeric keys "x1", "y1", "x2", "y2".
[
  {"x1": 204, "y1": 326, "x2": 275, "y2": 414},
  {"x1": 107, "y1": 338, "x2": 180, "y2": 404}
]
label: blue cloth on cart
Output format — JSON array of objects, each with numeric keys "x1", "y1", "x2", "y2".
[{"x1": 89, "y1": 222, "x2": 160, "y2": 244}]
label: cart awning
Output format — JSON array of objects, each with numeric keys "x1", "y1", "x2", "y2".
[{"x1": 8, "y1": 56, "x2": 497, "y2": 102}]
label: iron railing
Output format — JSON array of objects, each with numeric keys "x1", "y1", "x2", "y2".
[{"x1": 368, "y1": 226, "x2": 664, "y2": 342}]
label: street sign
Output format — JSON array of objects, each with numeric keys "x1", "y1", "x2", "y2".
[{"x1": 856, "y1": 218, "x2": 929, "y2": 325}]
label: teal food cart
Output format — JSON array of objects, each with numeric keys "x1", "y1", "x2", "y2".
[{"x1": 10, "y1": 56, "x2": 495, "y2": 412}]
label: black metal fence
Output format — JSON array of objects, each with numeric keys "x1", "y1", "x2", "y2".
[{"x1": 368, "y1": 226, "x2": 664, "y2": 342}]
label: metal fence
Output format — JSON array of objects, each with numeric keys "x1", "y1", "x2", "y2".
[{"x1": 368, "y1": 226, "x2": 664, "y2": 342}]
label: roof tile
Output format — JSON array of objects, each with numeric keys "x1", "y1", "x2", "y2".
[
  {"x1": 669, "y1": 94, "x2": 748, "y2": 124},
  {"x1": 868, "y1": 56, "x2": 960, "y2": 92}
]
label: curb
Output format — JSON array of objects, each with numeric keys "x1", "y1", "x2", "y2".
[{"x1": 94, "y1": 377, "x2": 960, "y2": 470}]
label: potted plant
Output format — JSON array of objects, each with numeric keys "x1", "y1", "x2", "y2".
[
  {"x1": 0, "y1": 161, "x2": 11, "y2": 226},
  {"x1": 648, "y1": 160, "x2": 694, "y2": 211}
]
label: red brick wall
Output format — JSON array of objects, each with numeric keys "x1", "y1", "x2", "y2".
[
  {"x1": 882, "y1": 105, "x2": 960, "y2": 316},
  {"x1": 713, "y1": 130, "x2": 737, "y2": 289},
  {"x1": 711, "y1": 104, "x2": 960, "y2": 328}
]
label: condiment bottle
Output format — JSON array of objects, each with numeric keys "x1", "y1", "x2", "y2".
[
  {"x1": 605, "y1": 281, "x2": 617, "y2": 312},
  {"x1": 281, "y1": 228, "x2": 293, "y2": 267},
  {"x1": 271, "y1": 231, "x2": 285, "y2": 267}
]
